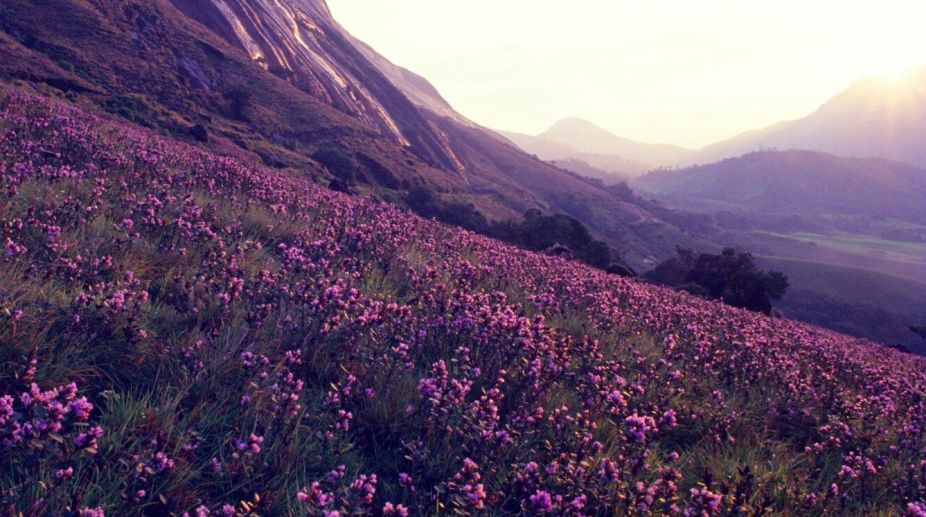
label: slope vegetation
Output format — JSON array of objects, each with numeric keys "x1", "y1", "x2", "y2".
[{"x1": 2, "y1": 89, "x2": 925, "y2": 515}]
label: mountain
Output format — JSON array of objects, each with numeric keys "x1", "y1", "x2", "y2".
[
  {"x1": 548, "y1": 158, "x2": 630, "y2": 185},
  {"x1": 696, "y1": 68, "x2": 926, "y2": 167},
  {"x1": 0, "y1": 0, "x2": 464, "y2": 190},
  {"x1": 633, "y1": 149, "x2": 926, "y2": 222},
  {"x1": 348, "y1": 36, "x2": 478, "y2": 129},
  {"x1": 508, "y1": 69, "x2": 926, "y2": 175},
  {"x1": 501, "y1": 119, "x2": 695, "y2": 177},
  {"x1": 0, "y1": 0, "x2": 703, "y2": 269},
  {"x1": 501, "y1": 129, "x2": 652, "y2": 178},
  {"x1": 539, "y1": 118, "x2": 695, "y2": 167},
  {"x1": 501, "y1": 130, "x2": 581, "y2": 161}
]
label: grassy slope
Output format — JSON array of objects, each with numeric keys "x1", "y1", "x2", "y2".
[{"x1": 3, "y1": 89, "x2": 926, "y2": 516}]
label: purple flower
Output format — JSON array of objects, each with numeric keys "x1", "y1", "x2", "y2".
[
  {"x1": 67, "y1": 397, "x2": 94, "y2": 421},
  {"x1": 349, "y1": 473, "x2": 378, "y2": 503},
  {"x1": 382, "y1": 502, "x2": 409, "y2": 516},
  {"x1": 325, "y1": 465, "x2": 347, "y2": 483},
  {"x1": 74, "y1": 426, "x2": 104, "y2": 449},
  {"x1": 685, "y1": 487, "x2": 723, "y2": 516},
  {"x1": 660, "y1": 409, "x2": 678, "y2": 428},
  {"x1": 398, "y1": 472, "x2": 413, "y2": 487},
  {"x1": 528, "y1": 490, "x2": 554, "y2": 513},
  {"x1": 297, "y1": 482, "x2": 335, "y2": 507},
  {"x1": 906, "y1": 502, "x2": 926, "y2": 517},
  {"x1": 625, "y1": 413, "x2": 657, "y2": 442}
]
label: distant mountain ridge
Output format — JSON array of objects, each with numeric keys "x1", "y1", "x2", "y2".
[
  {"x1": 633, "y1": 149, "x2": 926, "y2": 222},
  {"x1": 499, "y1": 118, "x2": 695, "y2": 178},
  {"x1": 540, "y1": 118, "x2": 695, "y2": 167},
  {"x1": 500, "y1": 129, "x2": 651, "y2": 178},
  {"x1": 694, "y1": 68, "x2": 926, "y2": 167},
  {"x1": 505, "y1": 68, "x2": 926, "y2": 177}
]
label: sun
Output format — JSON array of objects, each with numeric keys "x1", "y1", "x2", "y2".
[{"x1": 866, "y1": 58, "x2": 923, "y2": 81}]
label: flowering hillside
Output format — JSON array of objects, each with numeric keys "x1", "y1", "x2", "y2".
[{"x1": 1, "y1": 89, "x2": 925, "y2": 516}]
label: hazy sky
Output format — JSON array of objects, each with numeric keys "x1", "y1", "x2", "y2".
[{"x1": 327, "y1": 0, "x2": 926, "y2": 148}]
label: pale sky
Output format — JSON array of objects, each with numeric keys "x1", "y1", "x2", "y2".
[{"x1": 327, "y1": 1, "x2": 926, "y2": 148}]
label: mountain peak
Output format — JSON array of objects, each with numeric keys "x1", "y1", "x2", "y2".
[
  {"x1": 696, "y1": 65, "x2": 926, "y2": 167},
  {"x1": 548, "y1": 117, "x2": 605, "y2": 130},
  {"x1": 544, "y1": 117, "x2": 623, "y2": 141},
  {"x1": 536, "y1": 117, "x2": 693, "y2": 168}
]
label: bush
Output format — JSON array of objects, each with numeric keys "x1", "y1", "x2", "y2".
[
  {"x1": 188, "y1": 124, "x2": 209, "y2": 143},
  {"x1": 404, "y1": 190, "x2": 633, "y2": 273},
  {"x1": 646, "y1": 247, "x2": 789, "y2": 315},
  {"x1": 508, "y1": 210, "x2": 621, "y2": 270}
]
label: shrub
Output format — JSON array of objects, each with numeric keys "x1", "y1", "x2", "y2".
[{"x1": 647, "y1": 247, "x2": 789, "y2": 314}]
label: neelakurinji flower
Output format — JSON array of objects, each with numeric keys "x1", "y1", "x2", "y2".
[{"x1": 1, "y1": 88, "x2": 925, "y2": 515}]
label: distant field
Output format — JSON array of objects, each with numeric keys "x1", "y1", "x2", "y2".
[
  {"x1": 737, "y1": 228, "x2": 926, "y2": 283},
  {"x1": 755, "y1": 230, "x2": 926, "y2": 267},
  {"x1": 758, "y1": 256, "x2": 926, "y2": 353}
]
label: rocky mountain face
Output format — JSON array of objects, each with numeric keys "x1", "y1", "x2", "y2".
[{"x1": 170, "y1": 0, "x2": 465, "y2": 172}]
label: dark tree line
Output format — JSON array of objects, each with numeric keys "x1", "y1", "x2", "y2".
[
  {"x1": 403, "y1": 186, "x2": 633, "y2": 274},
  {"x1": 646, "y1": 247, "x2": 789, "y2": 315}
]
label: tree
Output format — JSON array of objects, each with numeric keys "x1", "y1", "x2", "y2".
[
  {"x1": 403, "y1": 193, "x2": 633, "y2": 274},
  {"x1": 645, "y1": 247, "x2": 696, "y2": 287},
  {"x1": 646, "y1": 247, "x2": 789, "y2": 315}
]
